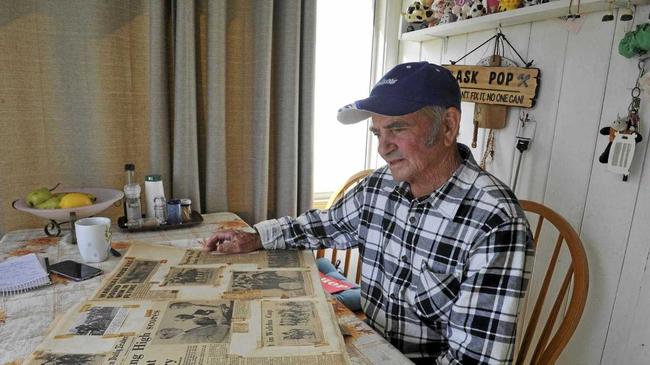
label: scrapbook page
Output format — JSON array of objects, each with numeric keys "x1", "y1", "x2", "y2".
[{"x1": 23, "y1": 243, "x2": 350, "y2": 365}]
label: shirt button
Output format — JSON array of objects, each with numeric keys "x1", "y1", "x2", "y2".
[
  {"x1": 401, "y1": 255, "x2": 408, "y2": 263},
  {"x1": 389, "y1": 293, "x2": 396, "y2": 299},
  {"x1": 409, "y1": 216, "x2": 416, "y2": 224}
]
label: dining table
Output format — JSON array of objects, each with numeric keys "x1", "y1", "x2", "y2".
[{"x1": 0, "y1": 212, "x2": 412, "y2": 365}]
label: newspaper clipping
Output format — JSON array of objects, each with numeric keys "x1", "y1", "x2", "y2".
[
  {"x1": 223, "y1": 270, "x2": 312, "y2": 299},
  {"x1": 179, "y1": 250, "x2": 303, "y2": 268},
  {"x1": 64, "y1": 306, "x2": 128, "y2": 337},
  {"x1": 153, "y1": 300, "x2": 233, "y2": 345},
  {"x1": 32, "y1": 352, "x2": 105, "y2": 365},
  {"x1": 261, "y1": 301, "x2": 325, "y2": 347},
  {"x1": 94, "y1": 258, "x2": 178, "y2": 300},
  {"x1": 160, "y1": 266, "x2": 224, "y2": 287}
]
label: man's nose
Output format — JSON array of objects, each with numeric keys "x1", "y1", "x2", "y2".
[{"x1": 377, "y1": 134, "x2": 396, "y2": 156}]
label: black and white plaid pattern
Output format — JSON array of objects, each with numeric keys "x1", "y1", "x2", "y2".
[{"x1": 256, "y1": 144, "x2": 534, "y2": 364}]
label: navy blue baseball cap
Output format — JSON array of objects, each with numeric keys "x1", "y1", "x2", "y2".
[{"x1": 337, "y1": 62, "x2": 461, "y2": 124}]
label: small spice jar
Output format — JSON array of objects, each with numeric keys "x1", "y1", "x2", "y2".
[
  {"x1": 180, "y1": 199, "x2": 192, "y2": 223},
  {"x1": 167, "y1": 199, "x2": 182, "y2": 225}
]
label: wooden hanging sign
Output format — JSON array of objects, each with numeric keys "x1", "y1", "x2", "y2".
[{"x1": 443, "y1": 65, "x2": 540, "y2": 108}]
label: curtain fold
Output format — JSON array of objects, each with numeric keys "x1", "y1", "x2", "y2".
[{"x1": 158, "y1": 0, "x2": 316, "y2": 224}]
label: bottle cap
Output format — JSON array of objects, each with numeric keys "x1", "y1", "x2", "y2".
[
  {"x1": 124, "y1": 163, "x2": 135, "y2": 171},
  {"x1": 180, "y1": 199, "x2": 192, "y2": 206},
  {"x1": 145, "y1": 174, "x2": 162, "y2": 182}
]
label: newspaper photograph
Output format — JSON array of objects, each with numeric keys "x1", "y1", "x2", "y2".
[
  {"x1": 223, "y1": 270, "x2": 313, "y2": 299},
  {"x1": 152, "y1": 300, "x2": 234, "y2": 345},
  {"x1": 93, "y1": 258, "x2": 178, "y2": 300},
  {"x1": 160, "y1": 266, "x2": 224, "y2": 287},
  {"x1": 261, "y1": 301, "x2": 325, "y2": 347},
  {"x1": 65, "y1": 306, "x2": 128, "y2": 336},
  {"x1": 31, "y1": 351, "x2": 105, "y2": 365},
  {"x1": 179, "y1": 249, "x2": 303, "y2": 268}
]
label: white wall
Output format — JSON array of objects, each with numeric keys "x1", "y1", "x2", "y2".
[{"x1": 395, "y1": 4, "x2": 650, "y2": 365}]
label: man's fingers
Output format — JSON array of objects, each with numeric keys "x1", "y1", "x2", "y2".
[
  {"x1": 203, "y1": 230, "x2": 236, "y2": 251},
  {"x1": 204, "y1": 230, "x2": 261, "y2": 254},
  {"x1": 214, "y1": 241, "x2": 240, "y2": 254}
]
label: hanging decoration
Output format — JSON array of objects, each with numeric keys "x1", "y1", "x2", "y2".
[
  {"x1": 511, "y1": 111, "x2": 537, "y2": 192},
  {"x1": 444, "y1": 31, "x2": 539, "y2": 168},
  {"x1": 598, "y1": 59, "x2": 645, "y2": 181},
  {"x1": 619, "y1": 23, "x2": 650, "y2": 58},
  {"x1": 567, "y1": 0, "x2": 581, "y2": 19}
]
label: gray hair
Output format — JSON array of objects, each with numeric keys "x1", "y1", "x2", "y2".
[{"x1": 417, "y1": 105, "x2": 446, "y2": 147}]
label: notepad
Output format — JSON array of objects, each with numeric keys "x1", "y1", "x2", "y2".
[{"x1": 0, "y1": 253, "x2": 51, "y2": 296}]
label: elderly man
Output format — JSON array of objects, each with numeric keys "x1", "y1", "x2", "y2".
[{"x1": 204, "y1": 62, "x2": 533, "y2": 364}]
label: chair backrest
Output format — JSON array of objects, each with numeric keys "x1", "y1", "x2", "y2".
[
  {"x1": 316, "y1": 169, "x2": 374, "y2": 284},
  {"x1": 515, "y1": 200, "x2": 589, "y2": 364}
]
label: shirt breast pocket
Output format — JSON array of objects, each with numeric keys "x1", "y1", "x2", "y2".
[{"x1": 406, "y1": 261, "x2": 460, "y2": 323}]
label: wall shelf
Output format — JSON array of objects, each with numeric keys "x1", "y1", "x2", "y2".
[{"x1": 400, "y1": 0, "x2": 649, "y2": 41}]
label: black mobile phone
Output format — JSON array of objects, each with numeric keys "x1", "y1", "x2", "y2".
[{"x1": 48, "y1": 260, "x2": 103, "y2": 281}]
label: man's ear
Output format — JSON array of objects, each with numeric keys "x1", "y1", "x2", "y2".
[{"x1": 442, "y1": 107, "x2": 461, "y2": 146}]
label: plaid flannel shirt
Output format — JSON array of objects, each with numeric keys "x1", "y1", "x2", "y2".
[{"x1": 255, "y1": 144, "x2": 534, "y2": 364}]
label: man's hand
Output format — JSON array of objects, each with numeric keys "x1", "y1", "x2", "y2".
[{"x1": 202, "y1": 229, "x2": 263, "y2": 254}]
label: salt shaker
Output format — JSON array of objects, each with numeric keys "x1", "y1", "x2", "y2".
[
  {"x1": 144, "y1": 174, "x2": 165, "y2": 218},
  {"x1": 153, "y1": 196, "x2": 167, "y2": 224}
]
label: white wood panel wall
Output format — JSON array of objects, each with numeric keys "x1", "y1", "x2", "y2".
[{"x1": 396, "y1": 3, "x2": 650, "y2": 364}]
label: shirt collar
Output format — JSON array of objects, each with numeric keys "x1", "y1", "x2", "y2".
[{"x1": 382, "y1": 143, "x2": 481, "y2": 219}]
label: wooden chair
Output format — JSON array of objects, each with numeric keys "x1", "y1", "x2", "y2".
[
  {"x1": 515, "y1": 200, "x2": 589, "y2": 364},
  {"x1": 316, "y1": 169, "x2": 373, "y2": 284}
]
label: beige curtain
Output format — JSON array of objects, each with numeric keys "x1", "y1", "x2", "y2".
[
  {"x1": 149, "y1": 0, "x2": 316, "y2": 224},
  {"x1": 0, "y1": 0, "x2": 151, "y2": 233},
  {"x1": 0, "y1": 0, "x2": 315, "y2": 234}
]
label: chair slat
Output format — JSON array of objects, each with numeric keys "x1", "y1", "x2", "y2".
[
  {"x1": 516, "y1": 230, "x2": 564, "y2": 364},
  {"x1": 530, "y1": 264, "x2": 574, "y2": 365},
  {"x1": 343, "y1": 250, "x2": 352, "y2": 277},
  {"x1": 532, "y1": 215, "x2": 544, "y2": 249},
  {"x1": 355, "y1": 256, "x2": 362, "y2": 284}
]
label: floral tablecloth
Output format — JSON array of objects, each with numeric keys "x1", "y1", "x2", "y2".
[{"x1": 0, "y1": 213, "x2": 411, "y2": 365}]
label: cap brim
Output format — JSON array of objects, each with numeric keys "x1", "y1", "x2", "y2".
[
  {"x1": 336, "y1": 96, "x2": 431, "y2": 124},
  {"x1": 337, "y1": 105, "x2": 372, "y2": 125}
]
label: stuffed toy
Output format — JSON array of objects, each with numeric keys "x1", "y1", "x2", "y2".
[
  {"x1": 485, "y1": 0, "x2": 500, "y2": 13},
  {"x1": 498, "y1": 0, "x2": 522, "y2": 12},
  {"x1": 466, "y1": 0, "x2": 487, "y2": 18},
  {"x1": 599, "y1": 114, "x2": 643, "y2": 164},
  {"x1": 452, "y1": 0, "x2": 471, "y2": 20},
  {"x1": 438, "y1": 0, "x2": 458, "y2": 24},
  {"x1": 521, "y1": 0, "x2": 548, "y2": 6},
  {"x1": 404, "y1": 1, "x2": 436, "y2": 31}
]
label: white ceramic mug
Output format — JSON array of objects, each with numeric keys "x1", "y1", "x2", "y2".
[{"x1": 75, "y1": 217, "x2": 112, "y2": 263}]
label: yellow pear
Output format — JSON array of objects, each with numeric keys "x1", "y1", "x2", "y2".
[{"x1": 60, "y1": 193, "x2": 93, "y2": 209}]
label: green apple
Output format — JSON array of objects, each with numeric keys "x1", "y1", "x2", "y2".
[
  {"x1": 36, "y1": 195, "x2": 62, "y2": 209},
  {"x1": 26, "y1": 187, "x2": 52, "y2": 207}
]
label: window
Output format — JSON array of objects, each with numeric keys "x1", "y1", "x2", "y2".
[{"x1": 313, "y1": 0, "x2": 375, "y2": 206}]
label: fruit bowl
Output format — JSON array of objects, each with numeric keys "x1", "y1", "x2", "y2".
[{"x1": 13, "y1": 188, "x2": 124, "y2": 222}]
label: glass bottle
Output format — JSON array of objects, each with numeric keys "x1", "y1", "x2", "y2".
[{"x1": 124, "y1": 164, "x2": 142, "y2": 227}]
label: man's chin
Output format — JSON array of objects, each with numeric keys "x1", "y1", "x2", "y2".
[{"x1": 387, "y1": 167, "x2": 406, "y2": 182}]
